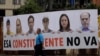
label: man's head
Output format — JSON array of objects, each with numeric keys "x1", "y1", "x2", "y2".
[
  {"x1": 42, "y1": 17, "x2": 49, "y2": 29},
  {"x1": 80, "y1": 12, "x2": 90, "y2": 28},
  {"x1": 6, "y1": 19, "x2": 10, "y2": 30},
  {"x1": 37, "y1": 28, "x2": 41, "y2": 34},
  {"x1": 28, "y1": 15, "x2": 34, "y2": 30}
]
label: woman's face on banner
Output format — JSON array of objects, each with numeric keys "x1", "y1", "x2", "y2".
[
  {"x1": 16, "y1": 19, "x2": 21, "y2": 31},
  {"x1": 61, "y1": 16, "x2": 68, "y2": 29}
]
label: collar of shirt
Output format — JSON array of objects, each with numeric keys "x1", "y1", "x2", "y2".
[{"x1": 81, "y1": 26, "x2": 90, "y2": 31}]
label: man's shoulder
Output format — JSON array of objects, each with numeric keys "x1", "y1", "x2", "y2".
[
  {"x1": 40, "y1": 33, "x2": 43, "y2": 36},
  {"x1": 38, "y1": 33, "x2": 43, "y2": 38}
]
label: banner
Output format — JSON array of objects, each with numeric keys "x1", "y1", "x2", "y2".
[{"x1": 3, "y1": 9, "x2": 98, "y2": 50}]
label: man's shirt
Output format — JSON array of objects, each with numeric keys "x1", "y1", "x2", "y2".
[
  {"x1": 36, "y1": 33, "x2": 44, "y2": 45},
  {"x1": 77, "y1": 26, "x2": 95, "y2": 32}
]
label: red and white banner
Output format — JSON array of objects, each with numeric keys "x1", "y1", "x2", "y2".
[
  {"x1": 3, "y1": 32, "x2": 98, "y2": 50},
  {"x1": 3, "y1": 9, "x2": 98, "y2": 50}
]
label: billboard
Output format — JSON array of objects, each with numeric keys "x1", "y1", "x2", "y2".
[{"x1": 3, "y1": 9, "x2": 98, "y2": 50}]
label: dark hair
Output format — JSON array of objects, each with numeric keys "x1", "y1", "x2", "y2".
[
  {"x1": 88, "y1": 12, "x2": 90, "y2": 17},
  {"x1": 59, "y1": 14, "x2": 71, "y2": 32},
  {"x1": 42, "y1": 17, "x2": 49, "y2": 22},
  {"x1": 6, "y1": 19, "x2": 10, "y2": 25},
  {"x1": 37, "y1": 28, "x2": 41, "y2": 34},
  {"x1": 28, "y1": 15, "x2": 34, "y2": 23}
]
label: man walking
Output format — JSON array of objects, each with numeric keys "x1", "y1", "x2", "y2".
[{"x1": 34, "y1": 28, "x2": 46, "y2": 56}]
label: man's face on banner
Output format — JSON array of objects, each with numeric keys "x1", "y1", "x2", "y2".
[
  {"x1": 6, "y1": 23, "x2": 10, "y2": 30},
  {"x1": 43, "y1": 20, "x2": 49, "y2": 28},
  {"x1": 28, "y1": 18, "x2": 34, "y2": 30},
  {"x1": 80, "y1": 12, "x2": 90, "y2": 28}
]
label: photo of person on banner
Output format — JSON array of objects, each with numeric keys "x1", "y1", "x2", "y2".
[
  {"x1": 77, "y1": 12, "x2": 97, "y2": 56},
  {"x1": 77, "y1": 12, "x2": 94, "y2": 33},
  {"x1": 27, "y1": 15, "x2": 35, "y2": 35},
  {"x1": 5, "y1": 19, "x2": 14, "y2": 36},
  {"x1": 42, "y1": 17, "x2": 53, "y2": 33},
  {"x1": 16, "y1": 18, "x2": 23, "y2": 36},
  {"x1": 58, "y1": 14, "x2": 72, "y2": 32},
  {"x1": 57, "y1": 14, "x2": 73, "y2": 55},
  {"x1": 42, "y1": 17, "x2": 55, "y2": 55},
  {"x1": 14, "y1": 18, "x2": 24, "y2": 55}
]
